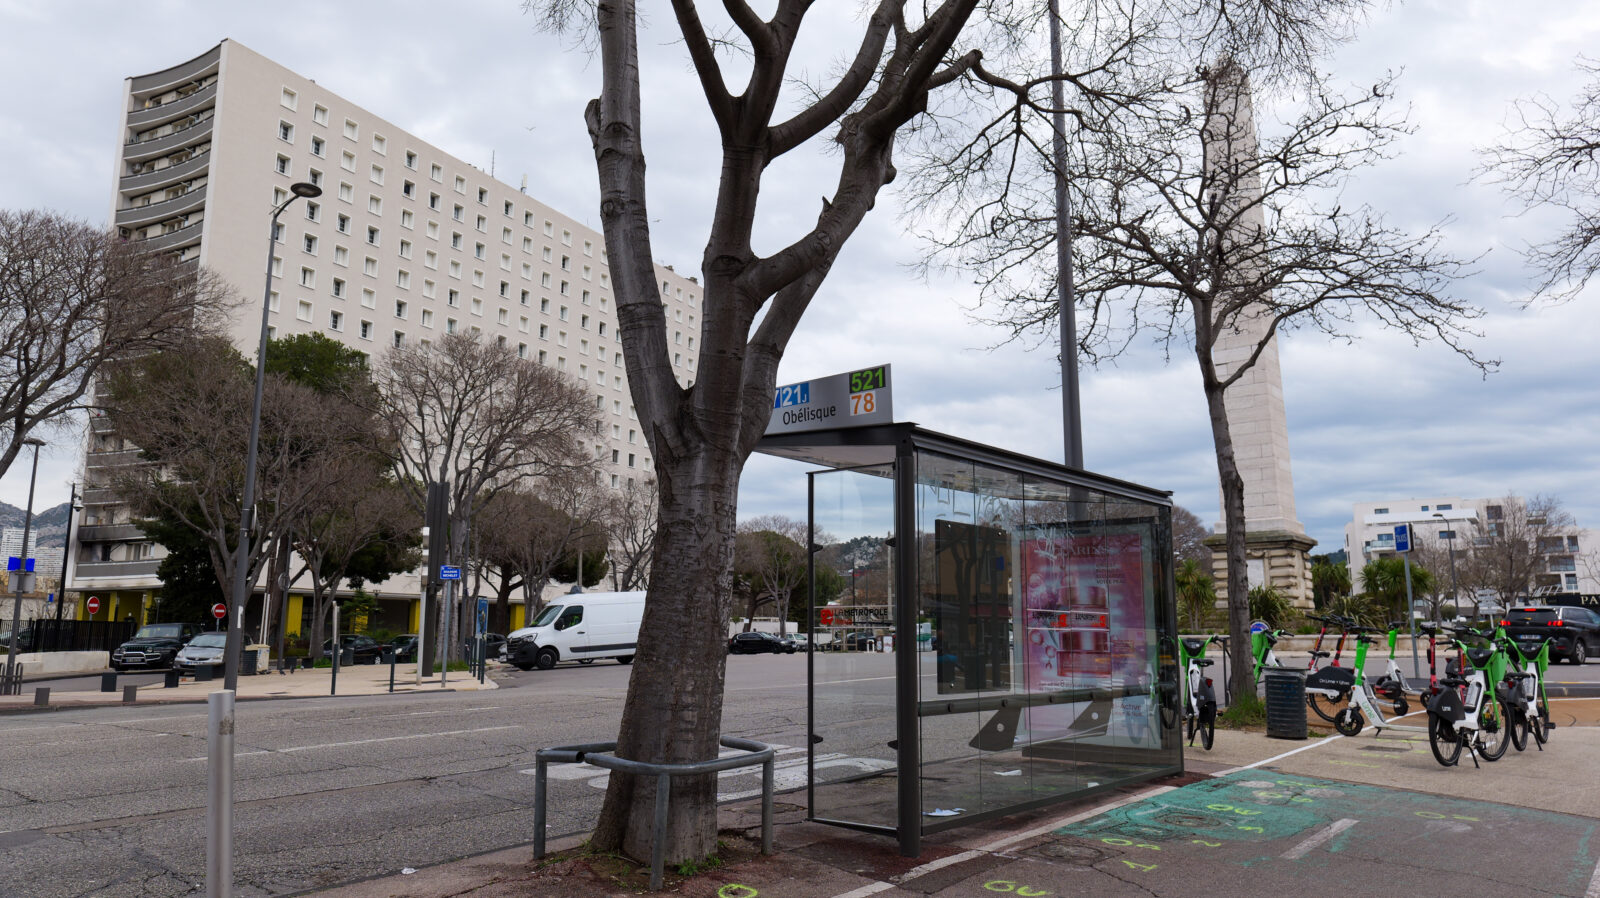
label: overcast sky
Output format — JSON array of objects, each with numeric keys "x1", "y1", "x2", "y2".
[{"x1": 0, "y1": 0, "x2": 1596, "y2": 556}]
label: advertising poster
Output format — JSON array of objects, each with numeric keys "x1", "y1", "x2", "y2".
[{"x1": 1021, "y1": 528, "x2": 1149, "y2": 710}]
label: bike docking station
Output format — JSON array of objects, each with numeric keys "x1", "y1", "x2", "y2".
[{"x1": 756, "y1": 364, "x2": 1181, "y2": 858}]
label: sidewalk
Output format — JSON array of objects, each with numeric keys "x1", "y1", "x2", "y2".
[
  {"x1": 0, "y1": 660, "x2": 497, "y2": 712},
  {"x1": 311, "y1": 699, "x2": 1600, "y2": 898}
]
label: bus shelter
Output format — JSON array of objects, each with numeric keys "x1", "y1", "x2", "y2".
[{"x1": 757, "y1": 422, "x2": 1181, "y2": 856}]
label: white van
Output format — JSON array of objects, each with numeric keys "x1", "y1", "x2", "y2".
[{"x1": 506, "y1": 591, "x2": 646, "y2": 670}]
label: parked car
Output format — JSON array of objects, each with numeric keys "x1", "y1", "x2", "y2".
[
  {"x1": 728, "y1": 631, "x2": 796, "y2": 655},
  {"x1": 322, "y1": 634, "x2": 384, "y2": 664},
  {"x1": 834, "y1": 631, "x2": 879, "y2": 652},
  {"x1": 387, "y1": 634, "x2": 419, "y2": 662},
  {"x1": 1503, "y1": 605, "x2": 1600, "y2": 664},
  {"x1": 111, "y1": 622, "x2": 206, "y2": 671},
  {"x1": 462, "y1": 633, "x2": 507, "y2": 660},
  {"x1": 174, "y1": 632, "x2": 229, "y2": 673},
  {"x1": 0, "y1": 627, "x2": 36, "y2": 653}
]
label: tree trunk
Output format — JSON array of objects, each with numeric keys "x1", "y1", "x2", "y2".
[
  {"x1": 1202, "y1": 379, "x2": 1253, "y2": 702},
  {"x1": 590, "y1": 449, "x2": 740, "y2": 864}
]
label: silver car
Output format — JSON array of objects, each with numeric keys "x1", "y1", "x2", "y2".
[{"x1": 174, "y1": 632, "x2": 228, "y2": 672}]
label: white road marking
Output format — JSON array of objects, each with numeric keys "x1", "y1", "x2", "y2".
[
  {"x1": 1281, "y1": 818, "x2": 1358, "y2": 859},
  {"x1": 179, "y1": 725, "x2": 521, "y2": 760},
  {"x1": 1585, "y1": 854, "x2": 1600, "y2": 898},
  {"x1": 1215, "y1": 735, "x2": 1344, "y2": 775}
]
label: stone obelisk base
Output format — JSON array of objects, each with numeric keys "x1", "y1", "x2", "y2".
[{"x1": 1204, "y1": 530, "x2": 1318, "y2": 610}]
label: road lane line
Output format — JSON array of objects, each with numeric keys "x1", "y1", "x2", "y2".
[
  {"x1": 179, "y1": 725, "x2": 521, "y2": 760},
  {"x1": 1215, "y1": 734, "x2": 1344, "y2": 775},
  {"x1": 1282, "y1": 818, "x2": 1358, "y2": 859},
  {"x1": 1586, "y1": 853, "x2": 1600, "y2": 898}
]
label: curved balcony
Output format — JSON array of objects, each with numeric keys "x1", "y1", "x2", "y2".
[
  {"x1": 73, "y1": 559, "x2": 162, "y2": 582},
  {"x1": 120, "y1": 148, "x2": 211, "y2": 193},
  {"x1": 81, "y1": 487, "x2": 119, "y2": 506},
  {"x1": 77, "y1": 523, "x2": 147, "y2": 543},
  {"x1": 131, "y1": 44, "x2": 221, "y2": 95},
  {"x1": 90, "y1": 416, "x2": 117, "y2": 434},
  {"x1": 123, "y1": 116, "x2": 213, "y2": 162},
  {"x1": 134, "y1": 221, "x2": 204, "y2": 254},
  {"x1": 116, "y1": 185, "x2": 207, "y2": 229},
  {"x1": 127, "y1": 79, "x2": 217, "y2": 129},
  {"x1": 84, "y1": 448, "x2": 145, "y2": 469}
]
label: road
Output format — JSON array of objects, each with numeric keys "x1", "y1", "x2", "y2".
[{"x1": 0, "y1": 654, "x2": 830, "y2": 898}]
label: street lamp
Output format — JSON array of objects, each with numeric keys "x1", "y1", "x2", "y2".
[
  {"x1": 223, "y1": 181, "x2": 321, "y2": 692},
  {"x1": 1433, "y1": 512, "x2": 1460, "y2": 624},
  {"x1": 4, "y1": 437, "x2": 46, "y2": 694},
  {"x1": 55, "y1": 484, "x2": 81, "y2": 623}
]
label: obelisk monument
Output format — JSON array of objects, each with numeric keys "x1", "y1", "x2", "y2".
[{"x1": 1200, "y1": 60, "x2": 1316, "y2": 608}]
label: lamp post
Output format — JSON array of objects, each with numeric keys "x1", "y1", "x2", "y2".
[
  {"x1": 1046, "y1": 0, "x2": 1083, "y2": 469},
  {"x1": 4, "y1": 437, "x2": 46, "y2": 693},
  {"x1": 1433, "y1": 512, "x2": 1460, "y2": 625},
  {"x1": 223, "y1": 181, "x2": 321, "y2": 692},
  {"x1": 55, "y1": 483, "x2": 80, "y2": 623}
]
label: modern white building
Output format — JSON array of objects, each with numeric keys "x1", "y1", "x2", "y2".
[
  {"x1": 1342, "y1": 497, "x2": 1599, "y2": 598},
  {"x1": 0, "y1": 528, "x2": 62, "y2": 580},
  {"x1": 69, "y1": 40, "x2": 702, "y2": 630}
]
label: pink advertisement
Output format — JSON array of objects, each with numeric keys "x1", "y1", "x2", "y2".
[{"x1": 1021, "y1": 529, "x2": 1149, "y2": 694}]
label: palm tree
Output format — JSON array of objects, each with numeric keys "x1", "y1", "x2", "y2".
[
  {"x1": 1176, "y1": 558, "x2": 1217, "y2": 632},
  {"x1": 1359, "y1": 557, "x2": 1435, "y2": 621}
]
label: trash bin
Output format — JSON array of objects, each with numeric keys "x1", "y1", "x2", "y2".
[
  {"x1": 1263, "y1": 667, "x2": 1308, "y2": 740},
  {"x1": 246, "y1": 644, "x2": 270, "y2": 675},
  {"x1": 240, "y1": 649, "x2": 258, "y2": 676},
  {"x1": 196, "y1": 664, "x2": 215, "y2": 682},
  {"x1": 340, "y1": 648, "x2": 355, "y2": 666},
  {"x1": 164, "y1": 669, "x2": 181, "y2": 688},
  {"x1": 100, "y1": 672, "x2": 118, "y2": 693}
]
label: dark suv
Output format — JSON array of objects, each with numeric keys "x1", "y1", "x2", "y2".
[
  {"x1": 1503, "y1": 605, "x2": 1600, "y2": 664},
  {"x1": 728, "y1": 632, "x2": 797, "y2": 655},
  {"x1": 111, "y1": 622, "x2": 206, "y2": 671}
]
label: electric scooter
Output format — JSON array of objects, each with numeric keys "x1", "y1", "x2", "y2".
[
  {"x1": 1332, "y1": 624, "x2": 1437, "y2": 737},
  {"x1": 1425, "y1": 623, "x2": 1512, "y2": 768}
]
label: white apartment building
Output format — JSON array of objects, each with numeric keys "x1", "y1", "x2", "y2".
[
  {"x1": 0, "y1": 528, "x2": 62, "y2": 580},
  {"x1": 1343, "y1": 497, "x2": 1598, "y2": 598},
  {"x1": 69, "y1": 41, "x2": 703, "y2": 630}
]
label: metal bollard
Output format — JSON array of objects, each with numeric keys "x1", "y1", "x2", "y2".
[
  {"x1": 101, "y1": 672, "x2": 118, "y2": 693},
  {"x1": 123, "y1": 684, "x2": 138, "y2": 703},
  {"x1": 206, "y1": 690, "x2": 235, "y2": 898},
  {"x1": 166, "y1": 669, "x2": 181, "y2": 688},
  {"x1": 33, "y1": 687, "x2": 49, "y2": 706}
]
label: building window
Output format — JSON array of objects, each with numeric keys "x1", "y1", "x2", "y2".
[
  {"x1": 1436, "y1": 504, "x2": 1452, "y2": 511},
  {"x1": 539, "y1": 324, "x2": 548, "y2": 339},
  {"x1": 278, "y1": 88, "x2": 296, "y2": 110},
  {"x1": 275, "y1": 155, "x2": 291, "y2": 175},
  {"x1": 401, "y1": 209, "x2": 414, "y2": 229},
  {"x1": 367, "y1": 226, "x2": 380, "y2": 246},
  {"x1": 477, "y1": 187, "x2": 488, "y2": 204},
  {"x1": 1374, "y1": 508, "x2": 1389, "y2": 515},
  {"x1": 333, "y1": 246, "x2": 348, "y2": 266},
  {"x1": 308, "y1": 168, "x2": 323, "y2": 187},
  {"x1": 361, "y1": 288, "x2": 376, "y2": 308},
  {"x1": 304, "y1": 201, "x2": 320, "y2": 222},
  {"x1": 399, "y1": 239, "x2": 412, "y2": 259},
  {"x1": 395, "y1": 299, "x2": 407, "y2": 319},
  {"x1": 447, "y1": 318, "x2": 458, "y2": 334},
  {"x1": 299, "y1": 267, "x2": 315, "y2": 288},
  {"x1": 405, "y1": 150, "x2": 417, "y2": 169},
  {"x1": 393, "y1": 331, "x2": 405, "y2": 347},
  {"x1": 329, "y1": 310, "x2": 343, "y2": 331},
  {"x1": 297, "y1": 300, "x2": 313, "y2": 322},
  {"x1": 310, "y1": 135, "x2": 325, "y2": 157},
  {"x1": 313, "y1": 104, "x2": 328, "y2": 125},
  {"x1": 396, "y1": 270, "x2": 410, "y2": 288},
  {"x1": 430, "y1": 163, "x2": 443, "y2": 181},
  {"x1": 371, "y1": 164, "x2": 384, "y2": 185},
  {"x1": 359, "y1": 320, "x2": 373, "y2": 339},
  {"x1": 368, "y1": 196, "x2": 382, "y2": 215},
  {"x1": 448, "y1": 289, "x2": 460, "y2": 307},
  {"x1": 454, "y1": 175, "x2": 466, "y2": 193},
  {"x1": 373, "y1": 134, "x2": 387, "y2": 154},
  {"x1": 341, "y1": 151, "x2": 356, "y2": 172},
  {"x1": 332, "y1": 277, "x2": 345, "y2": 298},
  {"x1": 278, "y1": 121, "x2": 294, "y2": 143},
  {"x1": 363, "y1": 257, "x2": 377, "y2": 276},
  {"x1": 303, "y1": 234, "x2": 318, "y2": 254},
  {"x1": 338, "y1": 182, "x2": 353, "y2": 202},
  {"x1": 421, "y1": 309, "x2": 434, "y2": 328},
  {"x1": 344, "y1": 119, "x2": 358, "y2": 140},
  {"x1": 337, "y1": 214, "x2": 350, "y2": 234}
]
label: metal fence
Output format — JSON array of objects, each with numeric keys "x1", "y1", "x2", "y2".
[{"x1": 24, "y1": 619, "x2": 136, "y2": 653}]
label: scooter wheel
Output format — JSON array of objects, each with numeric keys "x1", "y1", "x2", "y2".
[
  {"x1": 1334, "y1": 707, "x2": 1365, "y2": 737},
  {"x1": 1392, "y1": 697, "x2": 1409, "y2": 717}
]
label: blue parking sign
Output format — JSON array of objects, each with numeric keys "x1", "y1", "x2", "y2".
[{"x1": 1393, "y1": 524, "x2": 1411, "y2": 553}]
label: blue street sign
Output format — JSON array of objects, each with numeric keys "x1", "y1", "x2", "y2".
[
  {"x1": 1249, "y1": 620, "x2": 1269, "y2": 635},
  {"x1": 46, "y1": 592, "x2": 54, "y2": 605},
  {"x1": 1394, "y1": 524, "x2": 1412, "y2": 553},
  {"x1": 476, "y1": 597, "x2": 489, "y2": 637},
  {"x1": 5, "y1": 557, "x2": 32, "y2": 572},
  {"x1": 438, "y1": 565, "x2": 462, "y2": 580}
]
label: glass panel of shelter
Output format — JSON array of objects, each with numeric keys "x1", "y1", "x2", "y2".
[{"x1": 808, "y1": 463, "x2": 898, "y2": 830}]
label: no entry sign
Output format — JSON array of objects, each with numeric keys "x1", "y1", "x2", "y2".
[
  {"x1": 212, "y1": 602, "x2": 228, "y2": 620},
  {"x1": 86, "y1": 596, "x2": 100, "y2": 615}
]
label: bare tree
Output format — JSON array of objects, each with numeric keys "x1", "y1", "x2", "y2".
[
  {"x1": 0, "y1": 210, "x2": 234, "y2": 478},
  {"x1": 1482, "y1": 58, "x2": 1600, "y2": 301},
  {"x1": 369, "y1": 333, "x2": 598, "y2": 668},
  {"x1": 529, "y1": 0, "x2": 1368, "y2": 862},
  {"x1": 289, "y1": 474, "x2": 419, "y2": 659},
  {"x1": 918, "y1": 59, "x2": 1490, "y2": 700},
  {"x1": 474, "y1": 470, "x2": 608, "y2": 632},
  {"x1": 1472, "y1": 494, "x2": 1578, "y2": 609},
  {"x1": 1172, "y1": 505, "x2": 1212, "y2": 567},
  {"x1": 103, "y1": 337, "x2": 373, "y2": 610},
  {"x1": 735, "y1": 516, "x2": 812, "y2": 637},
  {"x1": 604, "y1": 477, "x2": 658, "y2": 592}
]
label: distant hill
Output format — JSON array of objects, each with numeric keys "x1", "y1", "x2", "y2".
[{"x1": 0, "y1": 500, "x2": 70, "y2": 550}]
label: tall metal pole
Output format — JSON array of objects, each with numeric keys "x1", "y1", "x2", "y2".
[
  {"x1": 56, "y1": 483, "x2": 76, "y2": 623},
  {"x1": 1435, "y1": 513, "x2": 1459, "y2": 625},
  {"x1": 205, "y1": 689, "x2": 235, "y2": 898},
  {"x1": 224, "y1": 186, "x2": 318, "y2": 692},
  {"x1": 1047, "y1": 0, "x2": 1083, "y2": 469},
  {"x1": 5, "y1": 438, "x2": 44, "y2": 691}
]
